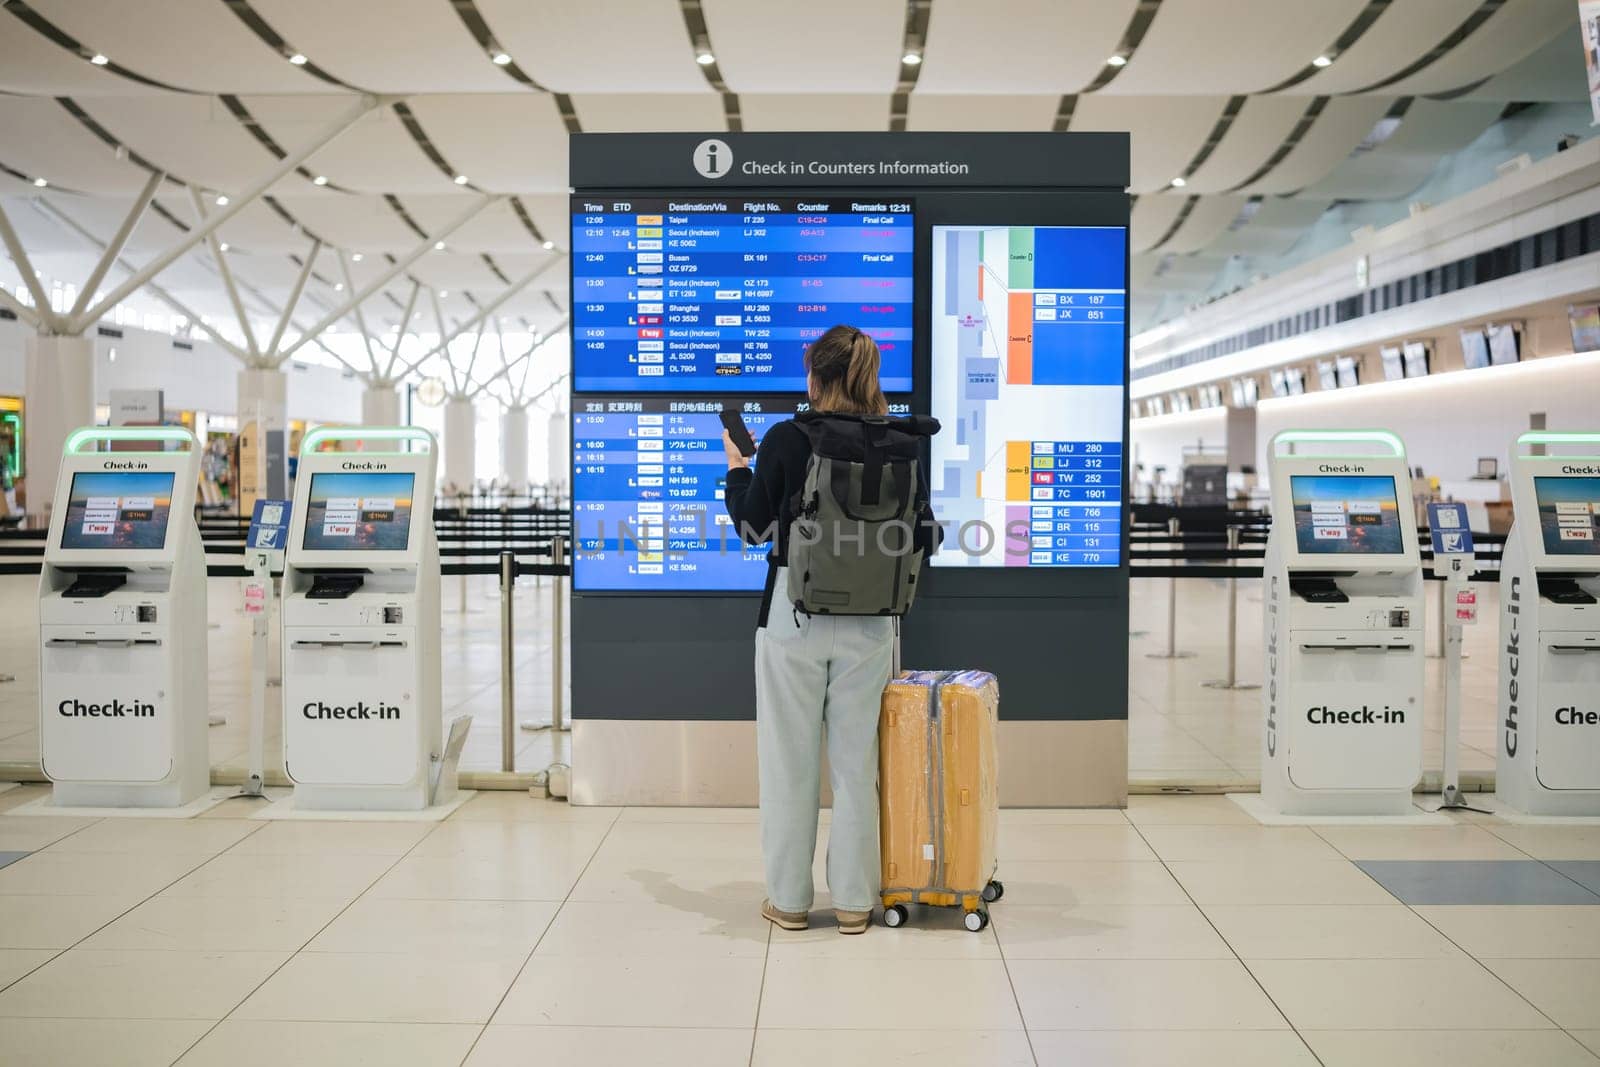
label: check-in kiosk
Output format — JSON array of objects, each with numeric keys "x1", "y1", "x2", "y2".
[
  {"x1": 1497, "y1": 431, "x2": 1600, "y2": 815},
  {"x1": 1260, "y1": 429, "x2": 1425, "y2": 815},
  {"x1": 281, "y1": 427, "x2": 443, "y2": 810},
  {"x1": 38, "y1": 426, "x2": 209, "y2": 807}
]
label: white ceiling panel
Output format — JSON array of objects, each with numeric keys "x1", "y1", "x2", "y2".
[
  {"x1": 0, "y1": 13, "x2": 165, "y2": 96},
  {"x1": 250, "y1": 0, "x2": 510, "y2": 93},
  {"x1": 404, "y1": 254, "x2": 510, "y2": 294},
  {"x1": 242, "y1": 98, "x2": 460, "y2": 195},
  {"x1": 264, "y1": 195, "x2": 423, "y2": 253},
  {"x1": 1130, "y1": 194, "x2": 1187, "y2": 253},
  {"x1": 73, "y1": 97, "x2": 280, "y2": 193},
  {"x1": 1, "y1": 196, "x2": 99, "y2": 256},
  {"x1": 703, "y1": 0, "x2": 905, "y2": 94},
  {"x1": 476, "y1": 0, "x2": 708, "y2": 94},
  {"x1": 1162, "y1": 197, "x2": 1247, "y2": 255},
  {"x1": 1208, "y1": 197, "x2": 1332, "y2": 258},
  {"x1": 570, "y1": 94, "x2": 726, "y2": 133},
  {"x1": 1183, "y1": 97, "x2": 1309, "y2": 194},
  {"x1": 1461, "y1": 24, "x2": 1592, "y2": 102},
  {"x1": 0, "y1": 98, "x2": 156, "y2": 195},
  {"x1": 905, "y1": 94, "x2": 1059, "y2": 133},
  {"x1": 1378, "y1": 0, "x2": 1577, "y2": 96},
  {"x1": 740, "y1": 95, "x2": 890, "y2": 132},
  {"x1": 1104, "y1": 0, "x2": 1369, "y2": 95},
  {"x1": 1291, "y1": 0, "x2": 1482, "y2": 95},
  {"x1": 1299, "y1": 100, "x2": 1502, "y2": 201},
  {"x1": 1239, "y1": 97, "x2": 1392, "y2": 196},
  {"x1": 161, "y1": 195, "x2": 307, "y2": 254},
  {"x1": 1072, "y1": 96, "x2": 1230, "y2": 193},
  {"x1": 917, "y1": 0, "x2": 1135, "y2": 94},
  {"x1": 29, "y1": 0, "x2": 322, "y2": 95},
  {"x1": 30, "y1": 192, "x2": 188, "y2": 258},
  {"x1": 405, "y1": 96, "x2": 568, "y2": 194},
  {"x1": 394, "y1": 197, "x2": 546, "y2": 255}
]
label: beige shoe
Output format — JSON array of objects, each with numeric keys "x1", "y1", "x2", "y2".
[
  {"x1": 835, "y1": 908, "x2": 871, "y2": 935},
  {"x1": 762, "y1": 899, "x2": 808, "y2": 931}
]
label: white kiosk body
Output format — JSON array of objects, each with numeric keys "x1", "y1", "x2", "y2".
[
  {"x1": 38, "y1": 427, "x2": 209, "y2": 807},
  {"x1": 281, "y1": 427, "x2": 442, "y2": 810},
  {"x1": 1496, "y1": 431, "x2": 1600, "y2": 815},
  {"x1": 1261, "y1": 430, "x2": 1425, "y2": 815}
]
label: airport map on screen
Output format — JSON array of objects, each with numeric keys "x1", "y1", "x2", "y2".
[
  {"x1": 301, "y1": 472, "x2": 415, "y2": 552},
  {"x1": 572, "y1": 397, "x2": 914, "y2": 591},
  {"x1": 570, "y1": 197, "x2": 913, "y2": 392},
  {"x1": 1289, "y1": 475, "x2": 1405, "y2": 555},
  {"x1": 1534, "y1": 476, "x2": 1600, "y2": 556},
  {"x1": 928, "y1": 225, "x2": 1126, "y2": 567},
  {"x1": 60, "y1": 472, "x2": 176, "y2": 550}
]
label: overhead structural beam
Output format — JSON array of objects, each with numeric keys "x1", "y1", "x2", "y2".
[
  {"x1": 0, "y1": 199, "x2": 63, "y2": 332},
  {"x1": 336, "y1": 250, "x2": 381, "y2": 375},
  {"x1": 0, "y1": 284, "x2": 40, "y2": 329},
  {"x1": 30, "y1": 198, "x2": 248, "y2": 360},
  {"x1": 398, "y1": 255, "x2": 564, "y2": 380},
  {"x1": 68, "y1": 169, "x2": 165, "y2": 323},
  {"x1": 71, "y1": 94, "x2": 386, "y2": 334},
  {"x1": 382, "y1": 280, "x2": 421, "y2": 381},
  {"x1": 265, "y1": 238, "x2": 323, "y2": 362},
  {"x1": 278, "y1": 194, "x2": 502, "y2": 361},
  {"x1": 188, "y1": 188, "x2": 260, "y2": 360}
]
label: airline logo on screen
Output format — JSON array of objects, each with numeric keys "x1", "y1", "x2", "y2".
[{"x1": 693, "y1": 139, "x2": 732, "y2": 180}]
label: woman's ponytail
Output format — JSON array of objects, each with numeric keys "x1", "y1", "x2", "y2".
[{"x1": 805, "y1": 324, "x2": 888, "y2": 416}]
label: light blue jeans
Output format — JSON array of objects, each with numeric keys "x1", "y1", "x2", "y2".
[{"x1": 756, "y1": 571, "x2": 894, "y2": 914}]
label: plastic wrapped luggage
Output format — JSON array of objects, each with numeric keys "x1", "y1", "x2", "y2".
[{"x1": 878, "y1": 669, "x2": 1002, "y2": 931}]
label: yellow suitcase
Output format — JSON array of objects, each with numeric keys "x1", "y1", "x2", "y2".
[{"x1": 879, "y1": 669, "x2": 1002, "y2": 931}]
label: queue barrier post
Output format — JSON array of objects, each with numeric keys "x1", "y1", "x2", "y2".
[
  {"x1": 1147, "y1": 517, "x2": 1196, "y2": 660},
  {"x1": 520, "y1": 535, "x2": 571, "y2": 734},
  {"x1": 1204, "y1": 524, "x2": 1260, "y2": 691},
  {"x1": 499, "y1": 551, "x2": 516, "y2": 773}
]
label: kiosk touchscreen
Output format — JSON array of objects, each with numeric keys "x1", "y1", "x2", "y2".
[
  {"x1": 38, "y1": 427, "x2": 209, "y2": 807},
  {"x1": 1497, "y1": 432, "x2": 1600, "y2": 815},
  {"x1": 280, "y1": 428, "x2": 443, "y2": 810},
  {"x1": 1260, "y1": 430, "x2": 1424, "y2": 815}
]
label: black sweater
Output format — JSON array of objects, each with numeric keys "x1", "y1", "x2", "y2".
[{"x1": 723, "y1": 418, "x2": 939, "y2": 626}]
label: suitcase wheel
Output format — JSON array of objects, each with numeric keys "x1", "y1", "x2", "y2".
[
  {"x1": 963, "y1": 908, "x2": 989, "y2": 933},
  {"x1": 883, "y1": 905, "x2": 909, "y2": 929},
  {"x1": 982, "y1": 879, "x2": 1004, "y2": 904}
]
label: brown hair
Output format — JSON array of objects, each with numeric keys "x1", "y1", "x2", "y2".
[{"x1": 804, "y1": 324, "x2": 888, "y2": 416}]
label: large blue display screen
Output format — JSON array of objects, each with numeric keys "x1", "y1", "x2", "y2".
[{"x1": 571, "y1": 197, "x2": 914, "y2": 393}]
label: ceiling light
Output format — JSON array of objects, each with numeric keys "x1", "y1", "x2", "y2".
[
  {"x1": 901, "y1": 52, "x2": 922, "y2": 66},
  {"x1": 1312, "y1": 54, "x2": 1333, "y2": 68},
  {"x1": 1170, "y1": 176, "x2": 1187, "y2": 188},
  {"x1": 541, "y1": 239, "x2": 554, "y2": 250},
  {"x1": 89, "y1": 53, "x2": 109, "y2": 66},
  {"x1": 108, "y1": 346, "x2": 117, "y2": 362},
  {"x1": 32, "y1": 177, "x2": 47, "y2": 188},
  {"x1": 453, "y1": 175, "x2": 469, "y2": 185},
  {"x1": 439, "y1": 290, "x2": 449, "y2": 298},
  {"x1": 219, "y1": 242, "x2": 230, "y2": 251},
  {"x1": 214, "y1": 194, "x2": 229, "y2": 206},
  {"x1": 695, "y1": 50, "x2": 715, "y2": 66},
  {"x1": 491, "y1": 52, "x2": 512, "y2": 66},
  {"x1": 1106, "y1": 54, "x2": 1127, "y2": 67},
  {"x1": 312, "y1": 175, "x2": 328, "y2": 186},
  {"x1": 334, "y1": 282, "x2": 344, "y2": 292},
  {"x1": 434, "y1": 241, "x2": 446, "y2": 251},
  {"x1": 351, "y1": 252, "x2": 363, "y2": 262},
  {"x1": 287, "y1": 53, "x2": 308, "y2": 65}
]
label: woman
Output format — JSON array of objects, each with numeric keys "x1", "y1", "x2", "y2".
[{"x1": 723, "y1": 324, "x2": 938, "y2": 934}]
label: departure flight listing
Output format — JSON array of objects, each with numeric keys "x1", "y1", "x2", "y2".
[
  {"x1": 572, "y1": 396, "x2": 913, "y2": 592},
  {"x1": 570, "y1": 197, "x2": 914, "y2": 392}
]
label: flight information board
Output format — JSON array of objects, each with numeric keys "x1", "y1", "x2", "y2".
[
  {"x1": 571, "y1": 197, "x2": 914, "y2": 393},
  {"x1": 572, "y1": 395, "x2": 914, "y2": 592},
  {"x1": 928, "y1": 224, "x2": 1127, "y2": 568}
]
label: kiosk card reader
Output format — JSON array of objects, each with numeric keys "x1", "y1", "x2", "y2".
[
  {"x1": 1261, "y1": 429, "x2": 1425, "y2": 815},
  {"x1": 38, "y1": 426, "x2": 209, "y2": 807},
  {"x1": 1497, "y1": 431, "x2": 1600, "y2": 815},
  {"x1": 281, "y1": 427, "x2": 444, "y2": 810}
]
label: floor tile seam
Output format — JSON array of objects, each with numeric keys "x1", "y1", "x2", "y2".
[
  {"x1": 1119, "y1": 816, "x2": 1329, "y2": 1067},
  {"x1": 457, "y1": 803, "x2": 619, "y2": 1061},
  {"x1": 1535, "y1": 858, "x2": 1600, "y2": 902},
  {"x1": 987, "y1": 894, "x2": 1043, "y2": 1066},
  {"x1": 1393, "y1": 885, "x2": 1574, "y2": 1031},
  {"x1": 744, "y1": 915, "x2": 773, "y2": 1067},
  {"x1": 172, "y1": 811, "x2": 462, "y2": 1064}
]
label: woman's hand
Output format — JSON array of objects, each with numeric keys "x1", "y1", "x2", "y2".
[{"x1": 722, "y1": 429, "x2": 750, "y2": 469}]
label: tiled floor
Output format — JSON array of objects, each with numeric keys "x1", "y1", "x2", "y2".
[
  {"x1": 3, "y1": 788, "x2": 1600, "y2": 1066},
  {"x1": 0, "y1": 572, "x2": 1502, "y2": 789}
]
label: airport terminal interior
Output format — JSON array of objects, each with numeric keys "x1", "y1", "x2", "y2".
[{"x1": 3, "y1": 0, "x2": 1600, "y2": 1064}]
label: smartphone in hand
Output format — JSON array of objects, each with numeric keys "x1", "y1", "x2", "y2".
[{"x1": 719, "y1": 408, "x2": 757, "y2": 458}]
